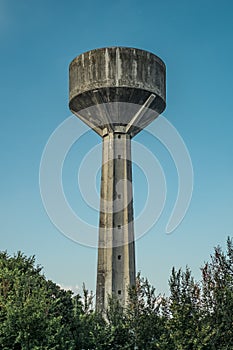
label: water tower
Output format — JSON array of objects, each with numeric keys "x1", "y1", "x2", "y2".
[{"x1": 69, "y1": 47, "x2": 166, "y2": 312}]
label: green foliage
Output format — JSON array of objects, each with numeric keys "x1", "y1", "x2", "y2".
[
  {"x1": 166, "y1": 267, "x2": 202, "y2": 349},
  {"x1": 0, "y1": 237, "x2": 232, "y2": 349},
  {"x1": 126, "y1": 274, "x2": 164, "y2": 349},
  {"x1": 0, "y1": 251, "x2": 75, "y2": 349},
  {"x1": 200, "y1": 237, "x2": 233, "y2": 349}
]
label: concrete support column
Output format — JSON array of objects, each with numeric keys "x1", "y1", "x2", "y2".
[{"x1": 96, "y1": 132, "x2": 136, "y2": 312}]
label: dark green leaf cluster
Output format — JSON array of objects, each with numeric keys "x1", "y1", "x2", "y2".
[
  {"x1": 0, "y1": 237, "x2": 232, "y2": 349},
  {"x1": 0, "y1": 252, "x2": 76, "y2": 349}
]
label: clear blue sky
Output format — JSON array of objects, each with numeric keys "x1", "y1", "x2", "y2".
[{"x1": 1, "y1": 0, "x2": 233, "y2": 295}]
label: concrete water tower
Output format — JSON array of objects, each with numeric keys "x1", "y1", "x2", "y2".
[{"x1": 69, "y1": 47, "x2": 166, "y2": 312}]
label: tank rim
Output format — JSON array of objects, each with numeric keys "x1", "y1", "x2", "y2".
[{"x1": 69, "y1": 46, "x2": 166, "y2": 69}]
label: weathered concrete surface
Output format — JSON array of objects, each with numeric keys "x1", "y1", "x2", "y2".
[
  {"x1": 69, "y1": 47, "x2": 166, "y2": 136},
  {"x1": 69, "y1": 47, "x2": 166, "y2": 312},
  {"x1": 96, "y1": 133, "x2": 135, "y2": 312}
]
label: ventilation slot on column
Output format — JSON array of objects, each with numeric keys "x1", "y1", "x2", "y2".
[
  {"x1": 118, "y1": 290, "x2": 121, "y2": 295},
  {"x1": 118, "y1": 135, "x2": 121, "y2": 139},
  {"x1": 118, "y1": 255, "x2": 121, "y2": 260}
]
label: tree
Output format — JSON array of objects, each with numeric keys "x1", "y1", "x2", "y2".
[
  {"x1": 0, "y1": 251, "x2": 75, "y2": 350},
  {"x1": 201, "y1": 237, "x2": 233, "y2": 349},
  {"x1": 72, "y1": 237, "x2": 233, "y2": 349},
  {"x1": 166, "y1": 267, "x2": 203, "y2": 350},
  {"x1": 162, "y1": 237, "x2": 233, "y2": 350},
  {"x1": 0, "y1": 237, "x2": 232, "y2": 349},
  {"x1": 126, "y1": 273, "x2": 165, "y2": 349}
]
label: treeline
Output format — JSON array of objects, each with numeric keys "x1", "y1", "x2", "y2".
[{"x1": 0, "y1": 237, "x2": 232, "y2": 349}]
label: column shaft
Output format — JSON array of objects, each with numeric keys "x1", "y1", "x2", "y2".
[{"x1": 96, "y1": 132, "x2": 136, "y2": 312}]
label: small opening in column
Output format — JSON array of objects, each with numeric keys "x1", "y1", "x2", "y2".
[
  {"x1": 118, "y1": 134, "x2": 121, "y2": 139},
  {"x1": 118, "y1": 290, "x2": 121, "y2": 295},
  {"x1": 118, "y1": 225, "x2": 121, "y2": 229},
  {"x1": 118, "y1": 255, "x2": 121, "y2": 260},
  {"x1": 118, "y1": 155, "x2": 121, "y2": 159}
]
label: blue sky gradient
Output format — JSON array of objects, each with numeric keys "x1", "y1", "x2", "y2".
[{"x1": 1, "y1": 0, "x2": 233, "y2": 294}]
